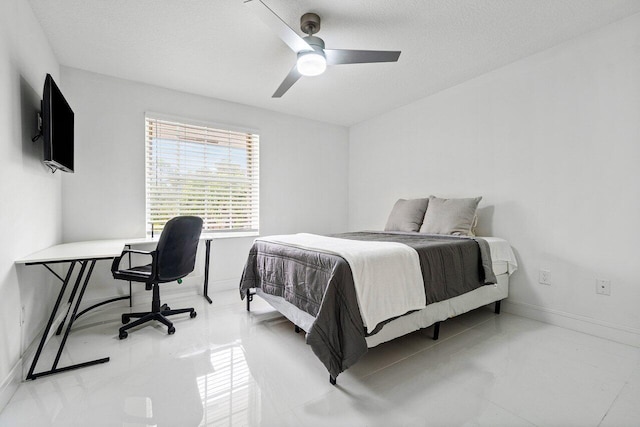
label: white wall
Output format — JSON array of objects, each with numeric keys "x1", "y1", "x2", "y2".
[
  {"x1": 349, "y1": 14, "x2": 640, "y2": 345},
  {"x1": 59, "y1": 67, "x2": 349, "y2": 300},
  {"x1": 0, "y1": 0, "x2": 61, "y2": 409}
]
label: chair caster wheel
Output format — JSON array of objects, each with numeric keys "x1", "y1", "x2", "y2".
[
  {"x1": 119, "y1": 331, "x2": 128, "y2": 340},
  {"x1": 161, "y1": 304, "x2": 170, "y2": 311},
  {"x1": 190, "y1": 311, "x2": 197, "y2": 318},
  {"x1": 168, "y1": 326, "x2": 176, "y2": 335},
  {"x1": 122, "y1": 315, "x2": 130, "y2": 324}
]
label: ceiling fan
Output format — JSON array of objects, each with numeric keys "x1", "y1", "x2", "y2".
[{"x1": 245, "y1": 0, "x2": 401, "y2": 98}]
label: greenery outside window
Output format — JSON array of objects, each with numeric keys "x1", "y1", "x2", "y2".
[{"x1": 145, "y1": 116, "x2": 259, "y2": 235}]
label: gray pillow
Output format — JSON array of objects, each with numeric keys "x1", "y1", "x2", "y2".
[
  {"x1": 419, "y1": 196, "x2": 482, "y2": 236},
  {"x1": 384, "y1": 198, "x2": 429, "y2": 232}
]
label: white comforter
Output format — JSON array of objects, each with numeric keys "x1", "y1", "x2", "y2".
[{"x1": 257, "y1": 233, "x2": 426, "y2": 331}]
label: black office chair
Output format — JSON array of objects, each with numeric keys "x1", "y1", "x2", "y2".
[{"x1": 111, "y1": 216, "x2": 203, "y2": 339}]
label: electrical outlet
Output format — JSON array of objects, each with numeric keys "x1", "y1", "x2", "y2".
[
  {"x1": 539, "y1": 269, "x2": 551, "y2": 285},
  {"x1": 21, "y1": 306, "x2": 25, "y2": 326},
  {"x1": 596, "y1": 279, "x2": 611, "y2": 296}
]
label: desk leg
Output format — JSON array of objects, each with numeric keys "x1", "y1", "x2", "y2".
[
  {"x1": 55, "y1": 261, "x2": 88, "y2": 335},
  {"x1": 203, "y1": 239, "x2": 212, "y2": 304},
  {"x1": 127, "y1": 245, "x2": 132, "y2": 307},
  {"x1": 26, "y1": 262, "x2": 77, "y2": 380},
  {"x1": 52, "y1": 260, "x2": 108, "y2": 370},
  {"x1": 27, "y1": 260, "x2": 110, "y2": 380}
]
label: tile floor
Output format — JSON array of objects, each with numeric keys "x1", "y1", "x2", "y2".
[{"x1": 1, "y1": 289, "x2": 638, "y2": 426}]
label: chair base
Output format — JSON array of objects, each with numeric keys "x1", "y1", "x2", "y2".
[
  {"x1": 119, "y1": 307, "x2": 196, "y2": 339},
  {"x1": 119, "y1": 284, "x2": 197, "y2": 339}
]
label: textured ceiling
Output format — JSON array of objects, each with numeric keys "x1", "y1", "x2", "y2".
[{"x1": 28, "y1": 0, "x2": 640, "y2": 126}]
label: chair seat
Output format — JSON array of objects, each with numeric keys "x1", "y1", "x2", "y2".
[{"x1": 112, "y1": 264, "x2": 152, "y2": 281}]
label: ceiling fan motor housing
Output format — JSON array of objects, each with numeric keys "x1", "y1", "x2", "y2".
[
  {"x1": 303, "y1": 35, "x2": 325, "y2": 52},
  {"x1": 300, "y1": 12, "x2": 321, "y2": 35}
]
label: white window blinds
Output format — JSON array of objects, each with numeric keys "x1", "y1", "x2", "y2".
[{"x1": 145, "y1": 117, "x2": 259, "y2": 235}]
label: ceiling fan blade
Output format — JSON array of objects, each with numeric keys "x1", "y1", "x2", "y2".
[
  {"x1": 272, "y1": 65, "x2": 302, "y2": 98},
  {"x1": 325, "y1": 49, "x2": 401, "y2": 65},
  {"x1": 245, "y1": 0, "x2": 313, "y2": 53}
]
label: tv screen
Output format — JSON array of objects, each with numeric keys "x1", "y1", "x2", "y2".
[{"x1": 43, "y1": 74, "x2": 74, "y2": 173}]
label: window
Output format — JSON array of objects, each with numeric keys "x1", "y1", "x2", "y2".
[{"x1": 145, "y1": 116, "x2": 259, "y2": 235}]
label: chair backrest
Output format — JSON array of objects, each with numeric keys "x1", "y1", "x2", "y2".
[{"x1": 155, "y1": 216, "x2": 203, "y2": 282}]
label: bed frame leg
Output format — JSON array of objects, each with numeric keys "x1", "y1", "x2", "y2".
[
  {"x1": 433, "y1": 322, "x2": 440, "y2": 340},
  {"x1": 494, "y1": 300, "x2": 501, "y2": 315},
  {"x1": 246, "y1": 292, "x2": 254, "y2": 312},
  {"x1": 329, "y1": 375, "x2": 336, "y2": 385},
  {"x1": 294, "y1": 325, "x2": 300, "y2": 333}
]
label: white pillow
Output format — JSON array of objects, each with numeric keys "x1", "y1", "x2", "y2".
[
  {"x1": 384, "y1": 198, "x2": 429, "y2": 232},
  {"x1": 419, "y1": 196, "x2": 481, "y2": 236}
]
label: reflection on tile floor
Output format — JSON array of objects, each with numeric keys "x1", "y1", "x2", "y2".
[{"x1": 1, "y1": 289, "x2": 638, "y2": 426}]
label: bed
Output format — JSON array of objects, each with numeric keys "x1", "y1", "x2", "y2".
[{"x1": 239, "y1": 230, "x2": 517, "y2": 384}]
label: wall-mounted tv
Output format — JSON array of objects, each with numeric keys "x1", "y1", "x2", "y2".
[{"x1": 42, "y1": 74, "x2": 74, "y2": 173}]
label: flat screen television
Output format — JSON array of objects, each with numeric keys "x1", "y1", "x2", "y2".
[{"x1": 42, "y1": 74, "x2": 74, "y2": 173}]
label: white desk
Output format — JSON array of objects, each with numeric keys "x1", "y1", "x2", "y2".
[
  {"x1": 17, "y1": 239, "x2": 140, "y2": 264},
  {"x1": 15, "y1": 235, "x2": 224, "y2": 380}
]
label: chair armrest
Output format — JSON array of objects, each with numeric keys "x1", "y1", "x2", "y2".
[
  {"x1": 120, "y1": 249, "x2": 154, "y2": 256},
  {"x1": 111, "y1": 249, "x2": 157, "y2": 275}
]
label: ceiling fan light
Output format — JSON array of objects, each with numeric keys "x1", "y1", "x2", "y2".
[{"x1": 296, "y1": 51, "x2": 326, "y2": 76}]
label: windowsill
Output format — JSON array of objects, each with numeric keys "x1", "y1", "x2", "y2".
[
  {"x1": 145, "y1": 231, "x2": 259, "y2": 241},
  {"x1": 201, "y1": 231, "x2": 259, "y2": 239}
]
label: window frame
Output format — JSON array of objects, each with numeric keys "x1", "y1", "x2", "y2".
[{"x1": 144, "y1": 112, "x2": 260, "y2": 237}]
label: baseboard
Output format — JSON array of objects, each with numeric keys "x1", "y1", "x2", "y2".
[
  {"x1": 0, "y1": 359, "x2": 22, "y2": 414},
  {"x1": 136, "y1": 276, "x2": 240, "y2": 294},
  {"x1": 78, "y1": 276, "x2": 241, "y2": 309},
  {"x1": 208, "y1": 277, "x2": 240, "y2": 291},
  {"x1": 19, "y1": 301, "x2": 73, "y2": 382},
  {"x1": 503, "y1": 300, "x2": 640, "y2": 347}
]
